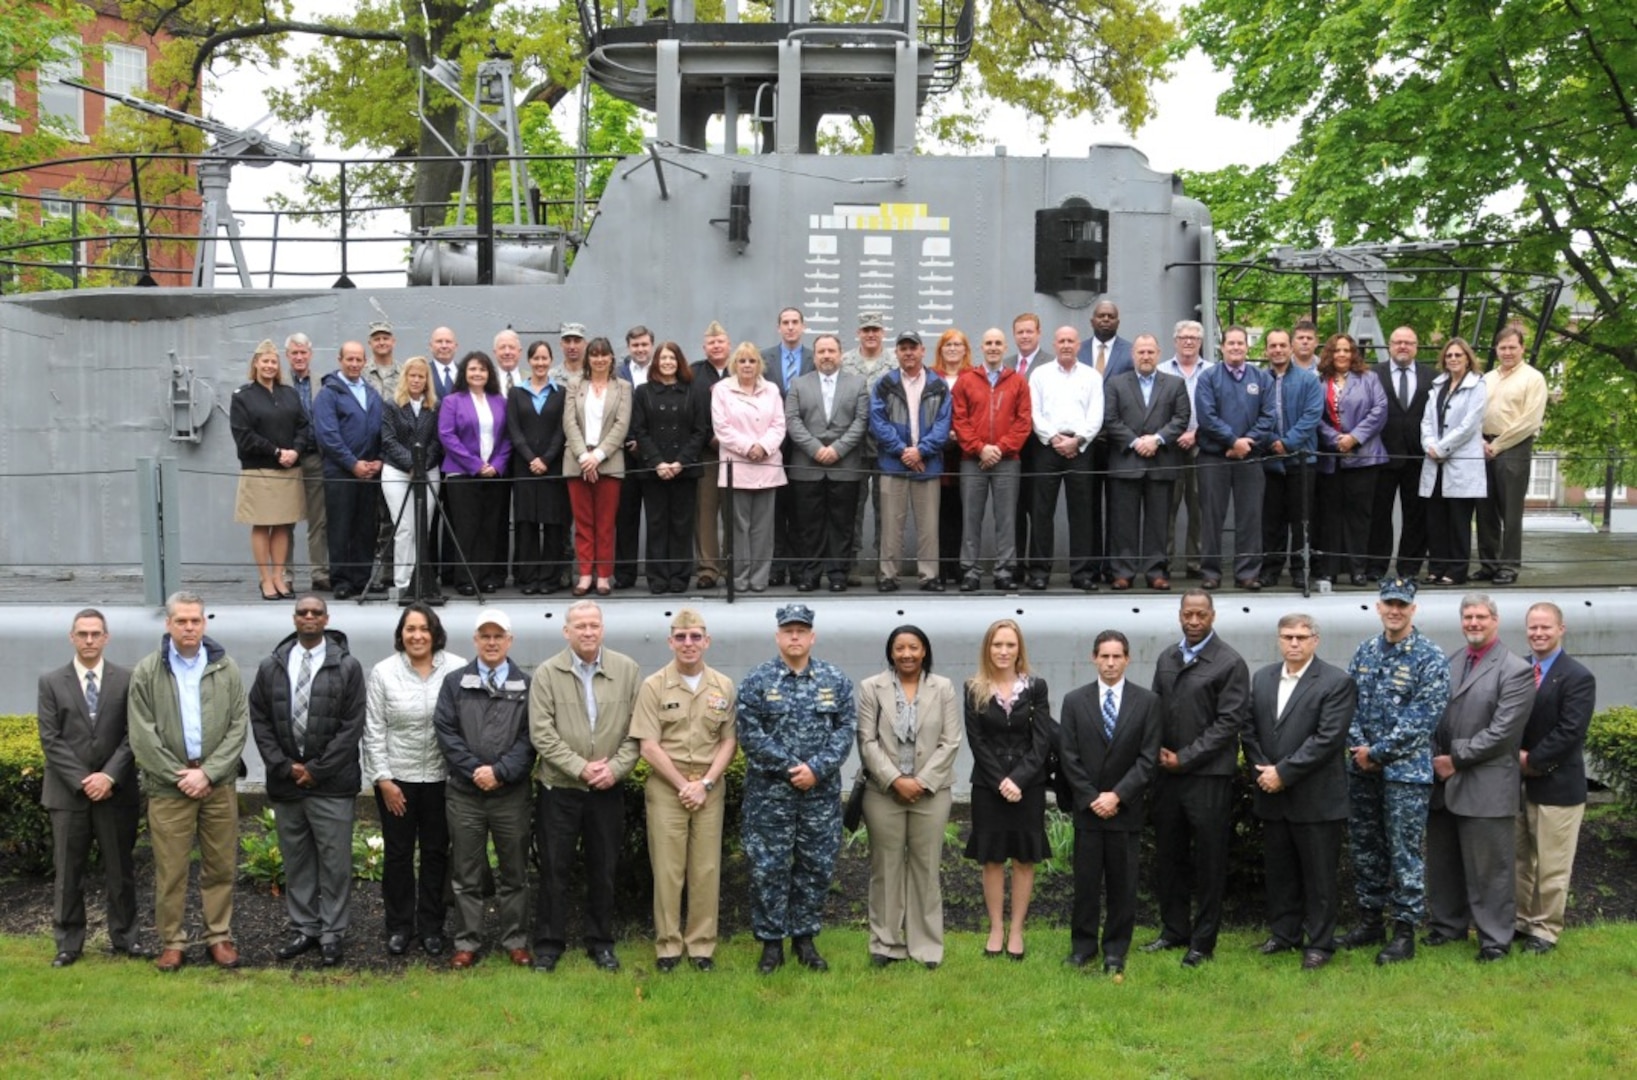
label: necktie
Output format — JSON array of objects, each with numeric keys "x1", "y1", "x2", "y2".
[
  {"x1": 1274, "y1": 372, "x2": 1286, "y2": 432},
  {"x1": 488, "y1": 667, "x2": 501, "y2": 694},
  {"x1": 1398, "y1": 367, "x2": 1410, "y2": 409},
  {"x1": 822, "y1": 376, "x2": 835, "y2": 422},
  {"x1": 784, "y1": 351, "x2": 797, "y2": 388},
  {"x1": 1534, "y1": 661, "x2": 1543, "y2": 687},
  {"x1": 84, "y1": 670, "x2": 99, "y2": 719},
  {"x1": 1017, "y1": 354, "x2": 1029, "y2": 378},
  {"x1": 292, "y1": 649, "x2": 313, "y2": 755},
  {"x1": 1102, "y1": 688, "x2": 1117, "y2": 742},
  {"x1": 1096, "y1": 342, "x2": 1108, "y2": 374}
]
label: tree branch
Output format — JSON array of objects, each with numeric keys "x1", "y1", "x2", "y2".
[
  {"x1": 1562, "y1": 0, "x2": 1637, "y2": 130},
  {"x1": 184, "y1": 21, "x2": 409, "y2": 87}
]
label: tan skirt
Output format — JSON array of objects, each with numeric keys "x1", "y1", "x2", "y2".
[{"x1": 235, "y1": 467, "x2": 306, "y2": 525}]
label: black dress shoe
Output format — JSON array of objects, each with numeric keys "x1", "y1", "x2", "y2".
[
  {"x1": 1472, "y1": 568, "x2": 1496, "y2": 581},
  {"x1": 320, "y1": 941, "x2": 345, "y2": 967},
  {"x1": 757, "y1": 940, "x2": 785, "y2": 974},
  {"x1": 519, "y1": 583, "x2": 540, "y2": 596},
  {"x1": 918, "y1": 579, "x2": 944, "y2": 592},
  {"x1": 1063, "y1": 952, "x2": 1094, "y2": 968},
  {"x1": 1341, "y1": 921, "x2": 1385, "y2": 949},
  {"x1": 1071, "y1": 576, "x2": 1099, "y2": 592},
  {"x1": 51, "y1": 951, "x2": 79, "y2": 968},
  {"x1": 959, "y1": 574, "x2": 981, "y2": 592},
  {"x1": 792, "y1": 936, "x2": 828, "y2": 971},
  {"x1": 796, "y1": 579, "x2": 818, "y2": 592},
  {"x1": 457, "y1": 583, "x2": 477, "y2": 597},
  {"x1": 1258, "y1": 938, "x2": 1295, "y2": 955},
  {"x1": 1027, "y1": 575, "x2": 1048, "y2": 591},
  {"x1": 650, "y1": 583, "x2": 670, "y2": 595},
  {"x1": 1103, "y1": 959, "x2": 1125, "y2": 976},
  {"x1": 480, "y1": 582, "x2": 498, "y2": 594},
  {"x1": 1492, "y1": 570, "x2": 1518, "y2": 585},
  {"x1": 769, "y1": 571, "x2": 788, "y2": 587},
  {"x1": 670, "y1": 581, "x2": 690, "y2": 593},
  {"x1": 333, "y1": 584, "x2": 356, "y2": 600},
  {"x1": 421, "y1": 934, "x2": 446, "y2": 956},
  {"x1": 276, "y1": 934, "x2": 321, "y2": 960},
  {"x1": 691, "y1": 956, "x2": 715, "y2": 972},
  {"x1": 1421, "y1": 929, "x2": 1464, "y2": 947},
  {"x1": 1301, "y1": 949, "x2": 1331, "y2": 970},
  {"x1": 993, "y1": 572, "x2": 1017, "y2": 591},
  {"x1": 589, "y1": 947, "x2": 621, "y2": 972},
  {"x1": 1518, "y1": 935, "x2": 1555, "y2": 954},
  {"x1": 533, "y1": 952, "x2": 560, "y2": 973},
  {"x1": 387, "y1": 933, "x2": 410, "y2": 956},
  {"x1": 870, "y1": 953, "x2": 899, "y2": 968},
  {"x1": 368, "y1": 581, "x2": 390, "y2": 594},
  {"x1": 1180, "y1": 949, "x2": 1213, "y2": 968},
  {"x1": 828, "y1": 581, "x2": 847, "y2": 593},
  {"x1": 878, "y1": 578, "x2": 899, "y2": 593},
  {"x1": 1476, "y1": 945, "x2": 1509, "y2": 963},
  {"x1": 656, "y1": 956, "x2": 680, "y2": 973},
  {"x1": 109, "y1": 941, "x2": 155, "y2": 959},
  {"x1": 1141, "y1": 937, "x2": 1186, "y2": 953}
]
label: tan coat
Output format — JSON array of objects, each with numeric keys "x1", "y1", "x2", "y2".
[
  {"x1": 562, "y1": 377, "x2": 633, "y2": 478},
  {"x1": 855, "y1": 670, "x2": 962, "y2": 793},
  {"x1": 629, "y1": 661, "x2": 737, "y2": 775},
  {"x1": 529, "y1": 646, "x2": 642, "y2": 789}
]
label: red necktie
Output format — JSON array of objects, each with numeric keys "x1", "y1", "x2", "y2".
[{"x1": 1534, "y1": 661, "x2": 1542, "y2": 687}]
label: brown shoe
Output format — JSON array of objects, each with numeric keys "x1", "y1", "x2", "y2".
[
  {"x1": 1148, "y1": 577, "x2": 1171, "y2": 590},
  {"x1": 508, "y1": 948, "x2": 533, "y2": 967},
  {"x1": 450, "y1": 950, "x2": 477, "y2": 969},
  {"x1": 208, "y1": 941, "x2": 241, "y2": 969},
  {"x1": 154, "y1": 948, "x2": 185, "y2": 972},
  {"x1": 1111, "y1": 578, "x2": 1132, "y2": 590}
]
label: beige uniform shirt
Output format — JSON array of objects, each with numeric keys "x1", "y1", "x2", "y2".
[{"x1": 629, "y1": 662, "x2": 738, "y2": 776}]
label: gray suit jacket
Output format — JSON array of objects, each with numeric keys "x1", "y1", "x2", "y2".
[
  {"x1": 36, "y1": 661, "x2": 139, "y2": 810},
  {"x1": 784, "y1": 369, "x2": 870, "y2": 481},
  {"x1": 1103, "y1": 370, "x2": 1191, "y2": 480},
  {"x1": 1434, "y1": 643, "x2": 1536, "y2": 817},
  {"x1": 1243, "y1": 658, "x2": 1355, "y2": 823},
  {"x1": 855, "y1": 671, "x2": 963, "y2": 795}
]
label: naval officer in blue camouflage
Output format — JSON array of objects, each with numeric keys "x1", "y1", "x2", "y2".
[
  {"x1": 738, "y1": 603, "x2": 856, "y2": 974},
  {"x1": 1342, "y1": 576, "x2": 1450, "y2": 964}
]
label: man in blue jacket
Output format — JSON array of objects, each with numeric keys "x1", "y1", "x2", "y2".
[
  {"x1": 869, "y1": 331, "x2": 953, "y2": 592},
  {"x1": 1194, "y1": 326, "x2": 1276, "y2": 589},
  {"x1": 1259, "y1": 329, "x2": 1324, "y2": 589},
  {"x1": 312, "y1": 340, "x2": 384, "y2": 599}
]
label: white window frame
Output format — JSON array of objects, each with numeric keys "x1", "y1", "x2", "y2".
[
  {"x1": 1526, "y1": 453, "x2": 1559, "y2": 502},
  {"x1": 39, "y1": 36, "x2": 87, "y2": 140},
  {"x1": 103, "y1": 43, "x2": 147, "y2": 103},
  {"x1": 0, "y1": 80, "x2": 20, "y2": 133}
]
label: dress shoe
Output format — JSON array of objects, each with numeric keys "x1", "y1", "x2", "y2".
[
  {"x1": 993, "y1": 571, "x2": 1017, "y2": 591},
  {"x1": 51, "y1": 951, "x2": 79, "y2": 968},
  {"x1": 1341, "y1": 921, "x2": 1385, "y2": 949},
  {"x1": 154, "y1": 948, "x2": 185, "y2": 972},
  {"x1": 387, "y1": 933, "x2": 410, "y2": 956},
  {"x1": 924, "y1": 961, "x2": 940, "y2": 970},
  {"x1": 919, "y1": 579, "x2": 944, "y2": 592},
  {"x1": 696, "y1": 575, "x2": 718, "y2": 589},
  {"x1": 1518, "y1": 935, "x2": 1555, "y2": 955},
  {"x1": 1236, "y1": 577, "x2": 1262, "y2": 591},
  {"x1": 656, "y1": 956, "x2": 681, "y2": 973},
  {"x1": 1007, "y1": 948, "x2": 1025, "y2": 962},
  {"x1": 960, "y1": 573, "x2": 981, "y2": 592},
  {"x1": 1290, "y1": 575, "x2": 1308, "y2": 590},
  {"x1": 1148, "y1": 577, "x2": 1170, "y2": 590},
  {"x1": 572, "y1": 582, "x2": 591, "y2": 597},
  {"x1": 422, "y1": 934, "x2": 446, "y2": 956},
  {"x1": 589, "y1": 947, "x2": 621, "y2": 972},
  {"x1": 769, "y1": 571, "x2": 788, "y2": 588},
  {"x1": 368, "y1": 581, "x2": 390, "y2": 594},
  {"x1": 1476, "y1": 945, "x2": 1509, "y2": 963},
  {"x1": 1180, "y1": 949, "x2": 1213, "y2": 968},
  {"x1": 457, "y1": 583, "x2": 477, "y2": 597},
  {"x1": 792, "y1": 936, "x2": 828, "y2": 971},
  {"x1": 984, "y1": 948, "x2": 1002, "y2": 959},
  {"x1": 1375, "y1": 921, "x2": 1416, "y2": 965},
  {"x1": 1492, "y1": 569, "x2": 1518, "y2": 585},
  {"x1": 757, "y1": 940, "x2": 785, "y2": 974},
  {"x1": 1349, "y1": 574, "x2": 1370, "y2": 587},
  {"x1": 649, "y1": 582, "x2": 670, "y2": 595},
  {"x1": 1258, "y1": 938, "x2": 1295, "y2": 955},
  {"x1": 847, "y1": 573, "x2": 863, "y2": 587},
  {"x1": 1185, "y1": 563, "x2": 1203, "y2": 578},
  {"x1": 1103, "y1": 959, "x2": 1125, "y2": 976},
  {"x1": 1026, "y1": 575, "x2": 1049, "y2": 591},
  {"x1": 595, "y1": 581, "x2": 613, "y2": 596},
  {"x1": 1301, "y1": 949, "x2": 1331, "y2": 970},
  {"x1": 829, "y1": 581, "x2": 847, "y2": 593},
  {"x1": 333, "y1": 583, "x2": 356, "y2": 600},
  {"x1": 1063, "y1": 951, "x2": 1094, "y2": 968},
  {"x1": 1200, "y1": 576, "x2": 1221, "y2": 590},
  {"x1": 670, "y1": 581, "x2": 690, "y2": 593},
  {"x1": 795, "y1": 579, "x2": 818, "y2": 592},
  {"x1": 509, "y1": 948, "x2": 533, "y2": 967},
  {"x1": 208, "y1": 941, "x2": 241, "y2": 969},
  {"x1": 870, "y1": 953, "x2": 900, "y2": 968},
  {"x1": 691, "y1": 956, "x2": 715, "y2": 972},
  {"x1": 321, "y1": 942, "x2": 345, "y2": 967},
  {"x1": 1111, "y1": 577, "x2": 1132, "y2": 590},
  {"x1": 276, "y1": 933, "x2": 321, "y2": 960},
  {"x1": 1421, "y1": 929, "x2": 1464, "y2": 947},
  {"x1": 533, "y1": 953, "x2": 560, "y2": 973},
  {"x1": 449, "y1": 950, "x2": 477, "y2": 969},
  {"x1": 1472, "y1": 568, "x2": 1496, "y2": 581},
  {"x1": 108, "y1": 941, "x2": 154, "y2": 959},
  {"x1": 1071, "y1": 576, "x2": 1099, "y2": 592},
  {"x1": 877, "y1": 578, "x2": 899, "y2": 593},
  {"x1": 614, "y1": 577, "x2": 637, "y2": 591},
  {"x1": 311, "y1": 577, "x2": 332, "y2": 592},
  {"x1": 1140, "y1": 937, "x2": 1185, "y2": 953}
]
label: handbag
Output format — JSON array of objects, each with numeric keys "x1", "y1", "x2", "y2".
[{"x1": 843, "y1": 770, "x2": 868, "y2": 833}]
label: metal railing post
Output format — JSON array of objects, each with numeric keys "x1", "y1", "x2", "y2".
[{"x1": 136, "y1": 457, "x2": 181, "y2": 607}]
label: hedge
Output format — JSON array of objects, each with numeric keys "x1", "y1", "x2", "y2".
[
  {"x1": 1587, "y1": 705, "x2": 1637, "y2": 810},
  {"x1": 0, "y1": 715, "x2": 52, "y2": 876}
]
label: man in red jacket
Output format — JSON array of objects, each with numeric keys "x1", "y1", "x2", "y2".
[{"x1": 951, "y1": 328, "x2": 1033, "y2": 591}]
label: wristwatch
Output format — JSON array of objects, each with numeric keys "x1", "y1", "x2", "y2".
[{"x1": 702, "y1": 779, "x2": 716, "y2": 792}]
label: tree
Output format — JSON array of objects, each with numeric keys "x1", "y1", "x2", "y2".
[{"x1": 1179, "y1": 0, "x2": 1637, "y2": 482}]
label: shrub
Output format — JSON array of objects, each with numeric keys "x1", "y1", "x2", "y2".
[
  {"x1": 1587, "y1": 705, "x2": 1637, "y2": 809},
  {"x1": 0, "y1": 715, "x2": 52, "y2": 876},
  {"x1": 238, "y1": 806, "x2": 389, "y2": 891}
]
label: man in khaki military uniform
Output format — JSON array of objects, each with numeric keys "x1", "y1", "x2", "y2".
[{"x1": 632, "y1": 609, "x2": 739, "y2": 972}]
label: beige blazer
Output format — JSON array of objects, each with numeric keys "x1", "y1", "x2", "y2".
[
  {"x1": 562, "y1": 377, "x2": 633, "y2": 478},
  {"x1": 529, "y1": 646, "x2": 642, "y2": 789},
  {"x1": 856, "y1": 670, "x2": 962, "y2": 794}
]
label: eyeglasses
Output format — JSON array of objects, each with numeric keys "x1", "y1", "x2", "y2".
[
  {"x1": 295, "y1": 608, "x2": 327, "y2": 617},
  {"x1": 671, "y1": 631, "x2": 706, "y2": 642},
  {"x1": 1278, "y1": 633, "x2": 1314, "y2": 642},
  {"x1": 1175, "y1": 335, "x2": 1202, "y2": 343}
]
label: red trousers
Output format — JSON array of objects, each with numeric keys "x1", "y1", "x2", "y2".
[{"x1": 567, "y1": 476, "x2": 621, "y2": 578}]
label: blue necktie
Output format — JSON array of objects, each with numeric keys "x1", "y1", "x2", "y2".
[
  {"x1": 84, "y1": 671, "x2": 99, "y2": 720},
  {"x1": 1102, "y1": 688, "x2": 1117, "y2": 742},
  {"x1": 784, "y1": 350, "x2": 798, "y2": 387}
]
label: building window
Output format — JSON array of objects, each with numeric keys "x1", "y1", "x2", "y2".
[
  {"x1": 0, "y1": 80, "x2": 20, "y2": 133},
  {"x1": 1527, "y1": 454, "x2": 1559, "y2": 502},
  {"x1": 39, "y1": 37, "x2": 86, "y2": 138},
  {"x1": 104, "y1": 44, "x2": 147, "y2": 102},
  {"x1": 1585, "y1": 481, "x2": 1629, "y2": 504}
]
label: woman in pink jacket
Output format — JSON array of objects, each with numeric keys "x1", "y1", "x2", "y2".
[{"x1": 710, "y1": 342, "x2": 787, "y2": 592}]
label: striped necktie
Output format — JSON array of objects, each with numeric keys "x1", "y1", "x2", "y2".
[
  {"x1": 1102, "y1": 688, "x2": 1117, "y2": 742},
  {"x1": 292, "y1": 649, "x2": 313, "y2": 755}
]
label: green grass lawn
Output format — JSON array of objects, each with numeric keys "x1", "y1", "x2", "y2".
[{"x1": 3, "y1": 926, "x2": 1633, "y2": 1078}]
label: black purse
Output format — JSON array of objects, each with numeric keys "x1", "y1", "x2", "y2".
[{"x1": 843, "y1": 770, "x2": 868, "y2": 833}]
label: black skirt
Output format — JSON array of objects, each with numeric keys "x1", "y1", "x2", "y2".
[{"x1": 964, "y1": 781, "x2": 1051, "y2": 864}]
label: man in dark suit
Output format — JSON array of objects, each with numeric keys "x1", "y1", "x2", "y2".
[
  {"x1": 312, "y1": 340, "x2": 385, "y2": 600},
  {"x1": 1366, "y1": 326, "x2": 1433, "y2": 580},
  {"x1": 1243, "y1": 613, "x2": 1357, "y2": 969},
  {"x1": 1103, "y1": 333, "x2": 1190, "y2": 590},
  {"x1": 784, "y1": 334, "x2": 870, "y2": 592},
  {"x1": 36, "y1": 608, "x2": 148, "y2": 967},
  {"x1": 1145, "y1": 589, "x2": 1252, "y2": 966},
  {"x1": 1008, "y1": 313, "x2": 1046, "y2": 580},
  {"x1": 1078, "y1": 300, "x2": 1134, "y2": 582},
  {"x1": 761, "y1": 306, "x2": 815, "y2": 586},
  {"x1": 1059, "y1": 629, "x2": 1162, "y2": 975},
  {"x1": 613, "y1": 324, "x2": 656, "y2": 589},
  {"x1": 1426, "y1": 593, "x2": 1536, "y2": 961},
  {"x1": 1514, "y1": 601, "x2": 1597, "y2": 954}
]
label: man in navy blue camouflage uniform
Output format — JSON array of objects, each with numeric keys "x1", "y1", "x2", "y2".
[
  {"x1": 737, "y1": 604, "x2": 856, "y2": 974},
  {"x1": 1342, "y1": 577, "x2": 1450, "y2": 964}
]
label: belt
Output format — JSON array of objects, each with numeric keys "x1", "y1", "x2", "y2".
[{"x1": 185, "y1": 759, "x2": 202, "y2": 768}]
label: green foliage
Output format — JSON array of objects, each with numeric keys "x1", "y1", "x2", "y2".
[
  {"x1": 0, "y1": 717, "x2": 51, "y2": 876},
  {"x1": 239, "y1": 805, "x2": 390, "y2": 891},
  {"x1": 1539, "y1": 353, "x2": 1637, "y2": 489},
  {"x1": 1035, "y1": 807, "x2": 1075, "y2": 878},
  {"x1": 1587, "y1": 706, "x2": 1637, "y2": 811}
]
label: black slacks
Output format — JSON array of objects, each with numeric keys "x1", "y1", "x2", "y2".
[
  {"x1": 613, "y1": 467, "x2": 645, "y2": 585},
  {"x1": 791, "y1": 475, "x2": 860, "y2": 586},
  {"x1": 1261, "y1": 462, "x2": 1314, "y2": 583},
  {"x1": 323, "y1": 473, "x2": 379, "y2": 591},
  {"x1": 1151, "y1": 773, "x2": 1233, "y2": 953},
  {"x1": 443, "y1": 474, "x2": 508, "y2": 590},
  {"x1": 641, "y1": 476, "x2": 699, "y2": 589},
  {"x1": 50, "y1": 801, "x2": 140, "y2": 954},
  {"x1": 1261, "y1": 816, "x2": 1343, "y2": 952},
  {"x1": 514, "y1": 520, "x2": 568, "y2": 588},
  {"x1": 1070, "y1": 825, "x2": 1141, "y2": 961},
  {"x1": 1316, "y1": 465, "x2": 1379, "y2": 579},
  {"x1": 1107, "y1": 475, "x2": 1172, "y2": 583},
  {"x1": 1366, "y1": 460, "x2": 1428, "y2": 579},
  {"x1": 375, "y1": 780, "x2": 449, "y2": 939},
  {"x1": 1026, "y1": 440, "x2": 1094, "y2": 580},
  {"x1": 1425, "y1": 471, "x2": 1477, "y2": 582},
  {"x1": 535, "y1": 785, "x2": 625, "y2": 954}
]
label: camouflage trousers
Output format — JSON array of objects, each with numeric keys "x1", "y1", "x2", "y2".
[
  {"x1": 1347, "y1": 775, "x2": 1432, "y2": 925},
  {"x1": 742, "y1": 780, "x2": 842, "y2": 941}
]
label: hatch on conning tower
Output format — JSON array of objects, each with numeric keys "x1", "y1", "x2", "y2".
[{"x1": 576, "y1": 0, "x2": 972, "y2": 154}]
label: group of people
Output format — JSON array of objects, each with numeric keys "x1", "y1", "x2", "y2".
[
  {"x1": 40, "y1": 576, "x2": 1593, "y2": 973},
  {"x1": 228, "y1": 305, "x2": 1548, "y2": 605}
]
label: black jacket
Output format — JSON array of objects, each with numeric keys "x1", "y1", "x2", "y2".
[
  {"x1": 631, "y1": 379, "x2": 710, "y2": 479},
  {"x1": 1059, "y1": 680, "x2": 1163, "y2": 831},
  {"x1": 964, "y1": 676, "x2": 1053, "y2": 790},
  {"x1": 1521, "y1": 651, "x2": 1597, "y2": 806},
  {"x1": 433, "y1": 658, "x2": 535, "y2": 796},
  {"x1": 1150, "y1": 633, "x2": 1251, "y2": 777},
  {"x1": 230, "y1": 381, "x2": 310, "y2": 470},
  {"x1": 249, "y1": 629, "x2": 366, "y2": 800},
  {"x1": 381, "y1": 399, "x2": 444, "y2": 474},
  {"x1": 1242, "y1": 658, "x2": 1356, "y2": 822}
]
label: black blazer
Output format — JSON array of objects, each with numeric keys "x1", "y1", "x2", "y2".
[
  {"x1": 1373, "y1": 361, "x2": 1434, "y2": 465},
  {"x1": 36, "y1": 661, "x2": 138, "y2": 810},
  {"x1": 1520, "y1": 651, "x2": 1596, "y2": 806},
  {"x1": 381, "y1": 398, "x2": 443, "y2": 474},
  {"x1": 964, "y1": 677, "x2": 1054, "y2": 790},
  {"x1": 1059, "y1": 680, "x2": 1162, "y2": 831},
  {"x1": 1150, "y1": 634, "x2": 1251, "y2": 777},
  {"x1": 1243, "y1": 658, "x2": 1356, "y2": 822},
  {"x1": 631, "y1": 379, "x2": 710, "y2": 479},
  {"x1": 506, "y1": 383, "x2": 568, "y2": 524},
  {"x1": 1103, "y1": 370, "x2": 1191, "y2": 480}
]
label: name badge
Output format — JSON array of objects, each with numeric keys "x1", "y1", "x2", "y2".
[
  {"x1": 1246, "y1": 383, "x2": 1261, "y2": 395},
  {"x1": 461, "y1": 674, "x2": 483, "y2": 689}
]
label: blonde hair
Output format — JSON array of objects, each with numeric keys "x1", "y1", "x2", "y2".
[
  {"x1": 246, "y1": 339, "x2": 287, "y2": 384},
  {"x1": 731, "y1": 341, "x2": 765, "y2": 380},
  {"x1": 395, "y1": 356, "x2": 439, "y2": 408},
  {"x1": 967, "y1": 618, "x2": 1032, "y2": 709}
]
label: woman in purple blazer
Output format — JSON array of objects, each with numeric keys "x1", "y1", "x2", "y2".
[
  {"x1": 437, "y1": 350, "x2": 512, "y2": 595},
  {"x1": 1314, "y1": 333, "x2": 1387, "y2": 585}
]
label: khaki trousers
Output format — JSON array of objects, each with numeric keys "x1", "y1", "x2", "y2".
[
  {"x1": 149, "y1": 785, "x2": 238, "y2": 949},
  {"x1": 863, "y1": 784, "x2": 951, "y2": 963},
  {"x1": 1515, "y1": 799, "x2": 1584, "y2": 943},
  {"x1": 645, "y1": 774, "x2": 725, "y2": 958},
  {"x1": 878, "y1": 474, "x2": 940, "y2": 583},
  {"x1": 695, "y1": 453, "x2": 727, "y2": 580}
]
